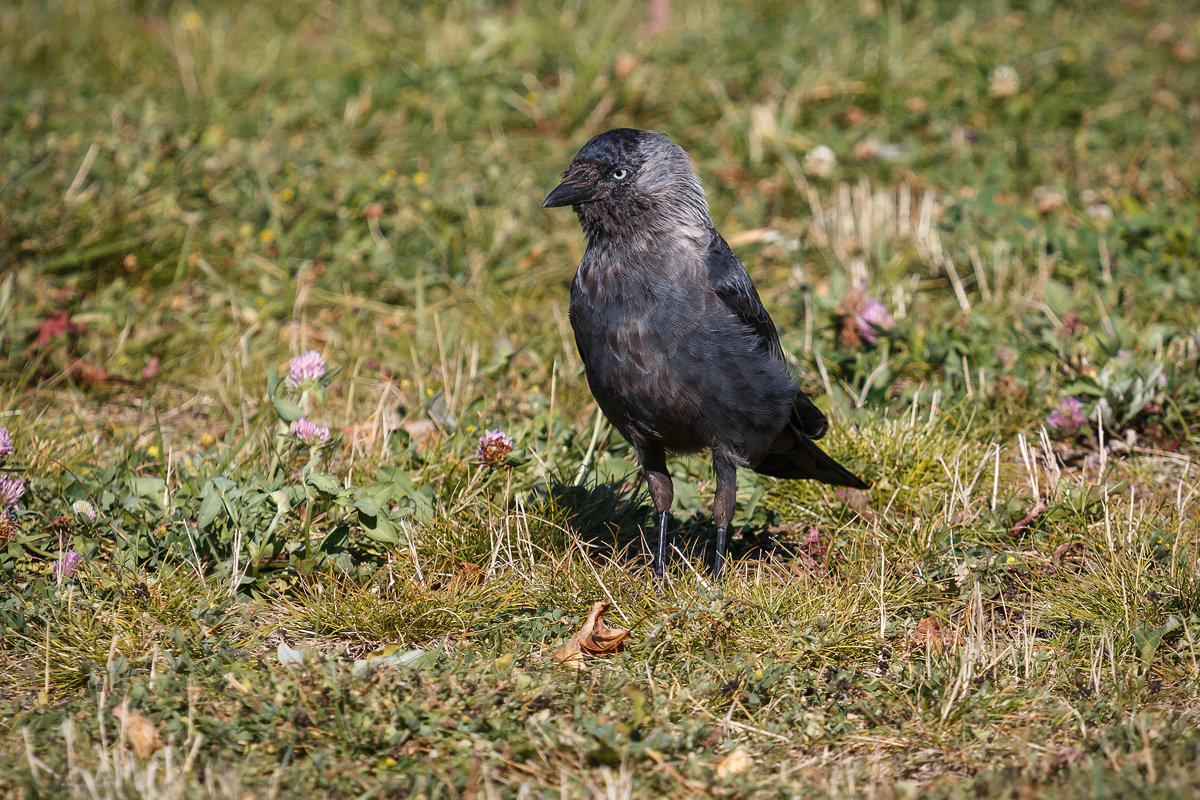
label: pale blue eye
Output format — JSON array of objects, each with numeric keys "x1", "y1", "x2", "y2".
[{"x1": 612, "y1": 168, "x2": 629, "y2": 180}]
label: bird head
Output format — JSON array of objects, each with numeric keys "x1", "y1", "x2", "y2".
[{"x1": 543, "y1": 128, "x2": 709, "y2": 240}]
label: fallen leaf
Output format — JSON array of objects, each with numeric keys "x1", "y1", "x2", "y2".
[
  {"x1": 71, "y1": 360, "x2": 113, "y2": 387},
  {"x1": 400, "y1": 418, "x2": 438, "y2": 447},
  {"x1": 699, "y1": 725, "x2": 726, "y2": 750},
  {"x1": 1052, "y1": 539, "x2": 1088, "y2": 569},
  {"x1": 716, "y1": 747, "x2": 753, "y2": 778},
  {"x1": 111, "y1": 702, "x2": 162, "y2": 758},
  {"x1": 352, "y1": 647, "x2": 437, "y2": 677},
  {"x1": 1010, "y1": 498, "x2": 1050, "y2": 537},
  {"x1": 277, "y1": 642, "x2": 308, "y2": 665},
  {"x1": 912, "y1": 617, "x2": 959, "y2": 652},
  {"x1": 835, "y1": 487, "x2": 879, "y2": 524},
  {"x1": 551, "y1": 600, "x2": 631, "y2": 669}
]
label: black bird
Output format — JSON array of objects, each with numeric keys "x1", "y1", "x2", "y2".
[{"x1": 543, "y1": 129, "x2": 867, "y2": 579}]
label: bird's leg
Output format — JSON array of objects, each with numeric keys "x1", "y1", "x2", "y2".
[
  {"x1": 655, "y1": 507, "x2": 670, "y2": 579},
  {"x1": 711, "y1": 452, "x2": 738, "y2": 579},
  {"x1": 642, "y1": 448, "x2": 673, "y2": 581}
]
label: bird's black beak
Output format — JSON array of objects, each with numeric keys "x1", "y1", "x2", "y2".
[{"x1": 542, "y1": 181, "x2": 598, "y2": 208}]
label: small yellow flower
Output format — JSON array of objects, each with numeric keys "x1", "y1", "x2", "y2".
[
  {"x1": 147, "y1": 445, "x2": 160, "y2": 458},
  {"x1": 280, "y1": 187, "x2": 295, "y2": 202},
  {"x1": 412, "y1": 172, "x2": 428, "y2": 187},
  {"x1": 254, "y1": 295, "x2": 267, "y2": 307},
  {"x1": 200, "y1": 433, "x2": 215, "y2": 447},
  {"x1": 259, "y1": 229, "x2": 276, "y2": 244}
]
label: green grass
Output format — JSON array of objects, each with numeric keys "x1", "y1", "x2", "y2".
[{"x1": 3, "y1": 0, "x2": 1200, "y2": 796}]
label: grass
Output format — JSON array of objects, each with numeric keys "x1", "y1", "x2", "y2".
[{"x1": 3, "y1": 0, "x2": 1200, "y2": 796}]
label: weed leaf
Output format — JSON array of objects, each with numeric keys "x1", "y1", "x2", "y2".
[{"x1": 272, "y1": 396, "x2": 304, "y2": 422}]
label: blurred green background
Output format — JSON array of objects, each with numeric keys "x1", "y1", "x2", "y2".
[{"x1": 3, "y1": 1, "x2": 1200, "y2": 797}]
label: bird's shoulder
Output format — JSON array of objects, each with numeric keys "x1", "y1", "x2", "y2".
[{"x1": 705, "y1": 232, "x2": 785, "y2": 363}]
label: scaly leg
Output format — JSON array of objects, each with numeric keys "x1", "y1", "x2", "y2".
[
  {"x1": 642, "y1": 447, "x2": 672, "y2": 580},
  {"x1": 711, "y1": 451, "x2": 738, "y2": 579}
]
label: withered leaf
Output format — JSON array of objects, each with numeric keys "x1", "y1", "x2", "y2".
[
  {"x1": 551, "y1": 600, "x2": 631, "y2": 669},
  {"x1": 835, "y1": 488, "x2": 879, "y2": 524},
  {"x1": 1010, "y1": 498, "x2": 1050, "y2": 537},
  {"x1": 112, "y1": 702, "x2": 162, "y2": 758},
  {"x1": 716, "y1": 747, "x2": 753, "y2": 778},
  {"x1": 71, "y1": 360, "x2": 114, "y2": 387},
  {"x1": 400, "y1": 418, "x2": 438, "y2": 448},
  {"x1": 911, "y1": 616, "x2": 959, "y2": 652}
]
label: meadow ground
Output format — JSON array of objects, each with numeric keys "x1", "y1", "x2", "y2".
[{"x1": 3, "y1": 1, "x2": 1200, "y2": 797}]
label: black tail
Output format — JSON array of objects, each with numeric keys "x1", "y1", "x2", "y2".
[
  {"x1": 753, "y1": 392, "x2": 868, "y2": 488},
  {"x1": 753, "y1": 433, "x2": 868, "y2": 488}
]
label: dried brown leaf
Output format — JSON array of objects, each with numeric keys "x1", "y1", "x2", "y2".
[
  {"x1": 551, "y1": 600, "x2": 631, "y2": 669},
  {"x1": 836, "y1": 488, "x2": 879, "y2": 524},
  {"x1": 1052, "y1": 539, "x2": 1089, "y2": 570},
  {"x1": 716, "y1": 747, "x2": 753, "y2": 778},
  {"x1": 1010, "y1": 498, "x2": 1050, "y2": 537},
  {"x1": 72, "y1": 360, "x2": 114, "y2": 387},
  {"x1": 112, "y1": 702, "x2": 162, "y2": 758},
  {"x1": 400, "y1": 418, "x2": 438, "y2": 447},
  {"x1": 911, "y1": 617, "x2": 959, "y2": 652}
]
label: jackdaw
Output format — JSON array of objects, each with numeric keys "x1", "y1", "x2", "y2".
[{"x1": 543, "y1": 128, "x2": 867, "y2": 579}]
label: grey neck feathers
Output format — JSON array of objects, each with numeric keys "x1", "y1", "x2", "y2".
[{"x1": 577, "y1": 166, "x2": 712, "y2": 246}]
